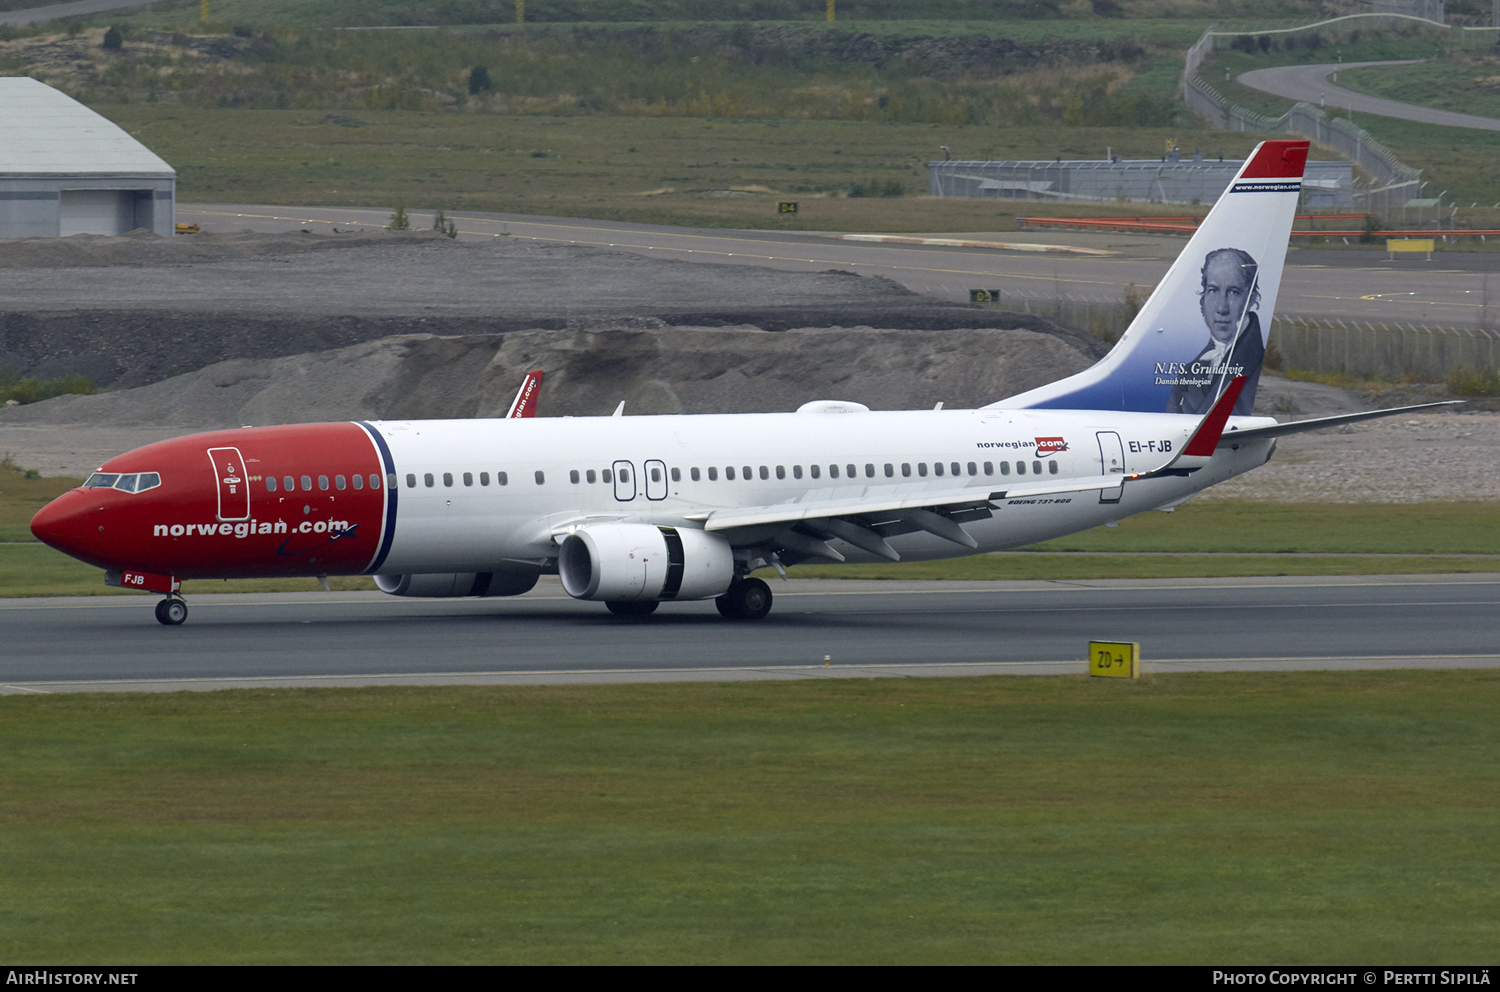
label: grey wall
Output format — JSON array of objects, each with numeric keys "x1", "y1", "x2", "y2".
[
  {"x1": 928, "y1": 159, "x2": 1353, "y2": 208},
  {"x1": 0, "y1": 176, "x2": 174, "y2": 238}
]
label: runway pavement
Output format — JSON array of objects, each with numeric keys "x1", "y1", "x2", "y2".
[
  {"x1": 4, "y1": 574, "x2": 1498, "y2": 695},
  {"x1": 1238, "y1": 60, "x2": 1500, "y2": 133},
  {"x1": 179, "y1": 203, "x2": 1500, "y2": 329}
]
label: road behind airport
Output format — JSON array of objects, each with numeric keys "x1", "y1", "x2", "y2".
[
  {"x1": 179, "y1": 203, "x2": 1500, "y2": 329},
  {"x1": 0, "y1": 0, "x2": 153, "y2": 26},
  {"x1": 1239, "y1": 60, "x2": 1500, "y2": 132},
  {"x1": 4, "y1": 575, "x2": 1498, "y2": 694}
]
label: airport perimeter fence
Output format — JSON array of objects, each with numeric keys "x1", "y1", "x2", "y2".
[
  {"x1": 1181, "y1": 21, "x2": 1424, "y2": 215},
  {"x1": 1269, "y1": 315, "x2": 1500, "y2": 381},
  {"x1": 993, "y1": 292, "x2": 1496, "y2": 380}
]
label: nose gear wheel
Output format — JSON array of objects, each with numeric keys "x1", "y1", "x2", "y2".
[{"x1": 154, "y1": 597, "x2": 188, "y2": 625}]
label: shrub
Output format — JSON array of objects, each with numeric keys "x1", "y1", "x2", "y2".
[
  {"x1": 432, "y1": 209, "x2": 457, "y2": 238},
  {"x1": 101, "y1": 26, "x2": 122, "y2": 51},
  {"x1": 469, "y1": 65, "x2": 491, "y2": 94},
  {"x1": 1446, "y1": 364, "x2": 1500, "y2": 396},
  {"x1": 0, "y1": 371, "x2": 97, "y2": 405},
  {"x1": 387, "y1": 204, "x2": 409, "y2": 230}
]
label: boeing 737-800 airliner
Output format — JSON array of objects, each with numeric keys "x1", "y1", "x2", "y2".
[{"x1": 29, "y1": 141, "x2": 1453, "y2": 624}]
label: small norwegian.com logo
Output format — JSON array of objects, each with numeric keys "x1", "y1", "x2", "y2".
[{"x1": 1034, "y1": 437, "x2": 1069, "y2": 456}]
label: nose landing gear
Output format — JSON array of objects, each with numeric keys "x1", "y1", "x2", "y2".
[{"x1": 154, "y1": 597, "x2": 188, "y2": 626}]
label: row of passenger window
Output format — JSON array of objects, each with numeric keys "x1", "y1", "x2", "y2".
[
  {"x1": 400, "y1": 459, "x2": 1060, "y2": 491},
  {"x1": 674, "y1": 460, "x2": 1058, "y2": 482},
  {"x1": 407, "y1": 471, "x2": 511, "y2": 488},
  {"x1": 266, "y1": 473, "x2": 390, "y2": 493},
  {"x1": 268, "y1": 458, "x2": 1059, "y2": 495}
]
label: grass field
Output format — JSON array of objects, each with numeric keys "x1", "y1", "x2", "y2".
[
  {"x1": 93, "y1": 106, "x2": 1272, "y2": 230},
  {"x1": 1338, "y1": 58, "x2": 1500, "y2": 123},
  {"x1": 15, "y1": 9, "x2": 1488, "y2": 228},
  {"x1": 1201, "y1": 43, "x2": 1500, "y2": 210},
  {"x1": 1, "y1": 672, "x2": 1495, "y2": 963},
  {"x1": 93, "y1": 0, "x2": 1304, "y2": 34}
]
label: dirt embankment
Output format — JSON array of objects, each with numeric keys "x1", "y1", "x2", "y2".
[
  {"x1": 0, "y1": 231, "x2": 1104, "y2": 389},
  {"x1": 0, "y1": 324, "x2": 1099, "y2": 428}
]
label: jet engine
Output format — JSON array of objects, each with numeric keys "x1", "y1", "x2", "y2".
[
  {"x1": 559, "y1": 524, "x2": 733, "y2": 602},
  {"x1": 375, "y1": 563, "x2": 540, "y2": 598}
]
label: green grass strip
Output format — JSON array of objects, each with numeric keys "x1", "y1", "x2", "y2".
[{"x1": 1, "y1": 672, "x2": 1496, "y2": 963}]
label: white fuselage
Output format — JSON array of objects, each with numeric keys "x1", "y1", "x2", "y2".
[{"x1": 371, "y1": 408, "x2": 1278, "y2": 574}]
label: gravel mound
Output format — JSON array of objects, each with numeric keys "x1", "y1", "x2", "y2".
[
  {"x1": 0, "y1": 232, "x2": 1101, "y2": 389},
  {"x1": 0, "y1": 324, "x2": 1097, "y2": 428}
]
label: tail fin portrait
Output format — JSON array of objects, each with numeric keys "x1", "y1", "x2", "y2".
[{"x1": 993, "y1": 139, "x2": 1309, "y2": 415}]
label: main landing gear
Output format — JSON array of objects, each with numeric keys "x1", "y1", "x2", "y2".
[
  {"x1": 716, "y1": 577, "x2": 772, "y2": 620},
  {"x1": 600, "y1": 578, "x2": 774, "y2": 620},
  {"x1": 154, "y1": 597, "x2": 188, "y2": 626}
]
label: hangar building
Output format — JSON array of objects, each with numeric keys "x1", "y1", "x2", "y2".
[{"x1": 0, "y1": 77, "x2": 176, "y2": 239}]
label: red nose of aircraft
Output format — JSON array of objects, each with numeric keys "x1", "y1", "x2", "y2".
[
  {"x1": 30, "y1": 489, "x2": 109, "y2": 567},
  {"x1": 29, "y1": 423, "x2": 393, "y2": 586}
]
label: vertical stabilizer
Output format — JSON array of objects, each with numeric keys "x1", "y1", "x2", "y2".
[
  {"x1": 990, "y1": 139, "x2": 1308, "y2": 415},
  {"x1": 507, "y1": 370, "x2": 544, "y2": 418}
]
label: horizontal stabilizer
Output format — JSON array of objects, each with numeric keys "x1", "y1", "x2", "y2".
[{"x1": 1218, "y1": 401, "x2": 1464, "y2": 444}]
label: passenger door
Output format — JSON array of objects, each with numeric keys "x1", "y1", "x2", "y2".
[
  {"x1": 612, "y1": 460, "x2": 636, "y2": 502},
  {"x1": 1095, "y1": 432, "x2": 1125, "y2": 503},
  {"x1": 207, "y1": 446, "x2": 251, "y2": 521}
]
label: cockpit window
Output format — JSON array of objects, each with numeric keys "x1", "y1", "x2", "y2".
[{"x1": 83, "y1": 472, "x2": 161, "y2": 493}]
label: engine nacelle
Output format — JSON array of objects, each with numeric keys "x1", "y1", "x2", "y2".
[
  {"x1": 559, "y1": 524, "x2": 734, "y2": 602},
  {"x1": 375, "y1": 564, "x2": 540, "y2": 598}
]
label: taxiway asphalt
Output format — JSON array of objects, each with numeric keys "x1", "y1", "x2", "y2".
[
  {"x1": 180, "y1": 203, "x2": 1500, "y2": 330},
  {"x1": 3, "y1": 575, "x2": 1498, "y2": 695}
]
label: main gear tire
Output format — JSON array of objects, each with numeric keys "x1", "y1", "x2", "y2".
[{"x1": 715, "y1": 578, "x2": 772, "y2": 620}]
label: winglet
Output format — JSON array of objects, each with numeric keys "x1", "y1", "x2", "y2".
[
  {"x1": 506, "y1": 371, "x2": 543, "y2": 419},
  {"x1": 1181, "y1": 376, "x2": 1247, "y2": 457}
]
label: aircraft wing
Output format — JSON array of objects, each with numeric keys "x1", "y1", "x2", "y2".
[
  {"x1": 693, "y1": 479, "x2": 1121, "y2": 562},
  {"x1": 693, "y1": 476, "x2": 1124, "y2": 532},
  {"x1": 1218, "y1": 400, "x2": 1463, "y2": 444},
  {"x1": 694, "y1": 378, "x2": 1250, "y2": 562}
]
